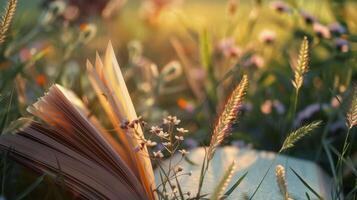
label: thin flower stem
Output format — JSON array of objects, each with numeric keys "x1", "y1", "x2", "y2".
[
  {"x1": 157, "y1": 161, "x2": 179, "y2": 200},
  {"x1": 155, "y1": 171, "x2": 189, "y2": 190},
  {"x1": 168, "y1": 124, "x2": 174, "y2": 176}
]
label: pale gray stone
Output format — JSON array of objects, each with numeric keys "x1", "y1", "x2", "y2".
[{"x1": 155, "y1": 146, "x2": 332, "y2": 200}]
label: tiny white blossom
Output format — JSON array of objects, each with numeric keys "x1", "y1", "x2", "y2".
[
  {"x1": 163, "y1": 115, "x2": 181, "y2": 125},
  {"x1": 153, "y1": 150, "x2": 164, "y2": 158},
  {"x1": 178, "y1": 149, "x2": 189, "y2": 156},
  {"x1": 162, "y1": 142, "x2": 172, "y2": 146},
  {"x1": 157, "y1": 131, "x2": 169, "y2": 138},
  {"x1": 176, "y1": 128, "x2": 189, "y2": 134},
  {"x1": 176, "y1": 165, "x2": 183, "y2": 172},
  {"x1": 172, "y1": 188, "x2": 178, "y2": 194},
  {"x1": 150, "y1": 126, "x2": 163, "y2": 134},
  {"x1": 175, "y1": 135, "x2": 184, "y2": 141},
  {"x1": 146, "y1": 140, "x2": 157, "y2": 147}
]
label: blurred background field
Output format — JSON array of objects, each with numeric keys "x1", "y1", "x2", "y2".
[{"x1": 0, "y1": 0, "x2": 356, "y2": 199}]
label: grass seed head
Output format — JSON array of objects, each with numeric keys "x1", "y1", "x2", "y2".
[{"x1": 207, "y1": 75, "x2": 248, "y2": 160}]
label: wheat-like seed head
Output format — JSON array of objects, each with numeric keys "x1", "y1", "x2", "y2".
[
  {"x1": 275, "y1": 165, "x2": 289, "y2": 200},
  {"x1": 211, "y1": 161, "x2": 236, "y2": 200},
  {"x1": 280, "y1": 120, "x2": 321, "y2": 152},
  {"x1": 0, "y1": 0, "x2": 17, "y2": 44},
  {"x1": 207, "y1": 75, "x2": 248, "y2": 160},
  {"x1": 346, "y1": 85, "x2": 357, "y2": 129},
  {"x1": 292, "y1": 36, "x2": 309, "y2": 90}
]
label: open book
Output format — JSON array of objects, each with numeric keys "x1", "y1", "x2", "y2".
[{"x1": 0, "y1": 42, "x2": 155, "y2": 199}]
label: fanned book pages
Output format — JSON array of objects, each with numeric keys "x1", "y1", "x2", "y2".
[{"x1": 0, "y1": 42, "x2": 156, "y2": 200}]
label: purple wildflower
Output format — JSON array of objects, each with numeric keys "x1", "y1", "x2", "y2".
[
  {"x1": 328, "y1": 22, "x2": 346, "y2": 36},
  {"x1": 183, "y1": 138, "x2": 198, "y2": 149},
  {"x1": 300, "y1": 10, "x2": 317, "y2": 24},
  {"x1": 259, "y1": 29, "x2": 276, "y2": 44},
  {"x1": 313, "y1": 23, "x2": 331, "y2": 39},
  {"x1": 335, "y1": 38, "x2": 349, "y2": 53},
  {"x1": 270, "y1": 1, "x2": 290, "y2": 13}
]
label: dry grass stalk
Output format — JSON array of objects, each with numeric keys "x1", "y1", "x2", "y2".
[
  {"x1": 346, "y1": 85, "x2": 357, "y2": 129},
  {"x1": 275, "y1": 165, "x2": 289, "y2": 200},
  {"x1": 0, "y1": 0, "x2": 17, "y2": 44},
  {"x1": 292, "y1": 36, "x2": 309, "y2": 90},
  {"x1": 207, "y1": 75, "x2": 248, "y2": 160}
]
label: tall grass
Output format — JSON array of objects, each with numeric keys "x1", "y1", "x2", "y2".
[{"x1": 0, "y1": 0, "x2": 17, "y2": 44}]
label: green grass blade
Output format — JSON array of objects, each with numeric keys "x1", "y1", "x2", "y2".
[
  {"x1": 345, "y1": 183, "x2": 357, "y2": 199},
  {"x1": 249, "y1": 159, "x2": 275, "y2": 200},
  {"x1": 328, "y1": 144, "x2": 357, "y2": 176},
  {"x1": 223, "y1": 171, "x2": 248, "y2": 197},
  {"x1": 322, "y1": 140, "x2": 339, "y2": 199},
  {"x1": 290, "y1": 167, "x2": 323, "y2": 200},
  {"x1": 0, "y1": 88, "x2": 14, "y2": 133},
  {"x1": 15, "y1": 173, "x2": 46, "y2": 200},
  {"x1": 1, "y1": 150, "x2": 9, "y2": 195},
  {"x1": 305, "y1": 192, "x2": 311, "y2": 200}
]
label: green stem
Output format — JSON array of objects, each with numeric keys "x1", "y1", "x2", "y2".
[
  {"x1": 195, "y1": 154, "x2": 209, "y2": 200},
  {"x1": 287, "y1": 88, "x2": 299, "y2": 124},
  {"x1": 337, "y1": 128, "x2": 351, "y2": 173},
  {"x1": 292, "y1": 89, "x2": 299, "y2": 121},
  {"x1": 284, "y1": 87, "x2": 300, "y2": 138},
  {"x1": 4, "y1": 26, "x2": 41, "y2": 57},
  {"x1": 315, "y1": 111, "x2": 336, "y2": 161},
  {"x1": 336, "y1": 127, "x2": 353, "y2": 195}
]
